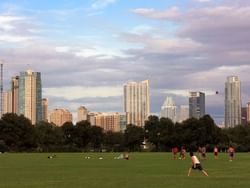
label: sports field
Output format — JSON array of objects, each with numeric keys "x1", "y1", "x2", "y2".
[{"x1": 0, "y1": 152, "x2": 250, "y2": 188}]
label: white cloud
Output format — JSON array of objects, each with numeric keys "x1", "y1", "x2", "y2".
[
  {"x1": 91, "y1": 0, "x2": 116, "y2": 10},
  {"x1": 194, "y1": 0, "x2": 211, "y2": 2},
  {"x1": 0, "y1": 15, "x2": 25, "y2": 31},
  {"x1": 131, "y1": 7, "x2": 180, "y2": 20},
  {"x1": 55, "y1": 46, "x2": 71, "y2": 53},
  {"x1": 0, "y1": 34, "x2": 33, "y2": 43},
  {"x1": 43, "y1": 86, "x2": 123, "y2": 100}
]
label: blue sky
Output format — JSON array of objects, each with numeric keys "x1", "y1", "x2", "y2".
[{"x1": 1, "y1": 0, "x2": 250, "y2": 125}]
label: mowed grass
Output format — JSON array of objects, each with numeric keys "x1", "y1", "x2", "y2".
[{"x1": 0, "y1": 152, "x2": 250, "y2": 188}]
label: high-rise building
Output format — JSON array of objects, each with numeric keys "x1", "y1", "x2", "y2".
[
  {"x1": 3, "y1": 91, "x2": 12, "y2": 114},
  {"x1": 50, "y1": 108, "x2": 72, "y2": 126},
  {"x1": 124, "y1": 80, "x2": 150, "y2": 127},
  {"x1": 178, "y1": 105, "x2": 189, "y2": 122},
  {"x1": 247, "y1": 102, "x2": 250, "y2": 123},
  {"x1": 241, "y1": 107, "x2": 247, "y2": 125},
  {"x1": 189, "y1": 91, "x2": 205, "y2": 119},
  {"x1": 18, "y1": 70, "x2": 42, "y2": 125},
  {"x1": 225, "y1": 76, "x2": 241, "y2": 128},
  {"x1": 95, "y1": 112, "x2": 124, "y2": 132},
  {"x1": 87, "y1": 112, "x2": 97, "y2": 126},
  {"x1": 11, "y1": 76, "x2": 19, "y2": 114},
  {"x1": 77, "y1": 106, "x2": 88, "y2": 122},
  {"x1": 160, "y1": 96, "x2": 177, "y2": 122},
  {"x1": 42, "y1": 98, "x2": 48, "y2": 122}
]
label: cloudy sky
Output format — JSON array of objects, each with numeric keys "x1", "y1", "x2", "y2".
[{"x1": 1, "y1": 0, "x2": 250, "y2": 124}]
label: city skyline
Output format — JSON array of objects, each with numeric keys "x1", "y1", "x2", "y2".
[{"x1": 1, "y1": 0, "x2": 250, "y2": 124}]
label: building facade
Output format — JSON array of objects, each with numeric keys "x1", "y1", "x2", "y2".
[
  {"x1": 225, "y1": 76, "x2": 241, "y2": 128},
  {"x1": 18, "y1": 70, "x2": 42, "y2": 125},
  {"x1": 11, "y1": 76, "x2": 19, "y2": 114},
  {"x1": 178, "y1": 105, "x2": 189, "y2": 122},
  {"x1": 95, "y1": 112, "x2": 123, "y2": 132},
  {"x1": 160, "y1": 96, "x2": 177, "y2": 122},
  {"x1": 247, "y1": 102, "x2": 250, "y2": 123},
  {"x1": 3, "y1": 91, "x2": 12, "y2": 114},
  {"x1": 42, "y1": 98, "x2": 48, "y2": 122},
  {"x1": 77, "y1": 106, "x2": 88, "y2": 122},
  {"x1": 50, "y1": 108, "x2": 72, "y2": 126},
  {"x1": 124, "y1": 80, "x2": 150, "y2": 127},
  {"x1": 189, "y1": 91, "x2": 205, "y2": 119}
]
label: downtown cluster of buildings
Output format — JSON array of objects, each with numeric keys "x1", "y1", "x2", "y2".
[{"x1": 2, "y1": 70, "x2": 250, "y2": 132}]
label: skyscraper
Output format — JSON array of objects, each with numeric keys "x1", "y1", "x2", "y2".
[
  {"x1": 189, "y1": 91, "x2": 205, "y2": 119},
  {"x1": 225, "y1": 76, "x2": 241, "y2": 128},
  {"x1": 42, "y1": 98, "x2": 48, "y2": 122},
  {"x1": 11, "y1": 76, "x2": 19, "y2": 114},
  {"x1": 77, "y1": 106, "x2": 88, "y2": 122},
  {"x1": 178, "y1": 105, "x2": 189, "y2": 122},
  {"x1": 247, "y1": 102, "x2": 250, "y2": 123},
  {"x1": 18, "y1": 70, "x2": 42, "y2": 125},
  {"x1": 124, "y1": 80, "x2": 150, "y2": 127},
  {"x1": 160, "y1": 96, "x2": 177, "y2": 122},
  {"x1": 3, "y1": 91, "x2": 12, "y2": 114},
  {"x1": 241, "y1": 107, "x2": 247, "y2": 125}
]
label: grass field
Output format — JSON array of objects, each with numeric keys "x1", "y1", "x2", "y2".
[{"x1": 0, "y1": 152, "x2": 250, "y2": 188}]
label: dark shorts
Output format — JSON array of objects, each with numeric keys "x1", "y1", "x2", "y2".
[
  {"x1": 214, "y1": 152, "x2": 218, "y2": 156},
  {"x1": 192, "y1": 164, "x2": 203, "y2": 170},
  {"x1": 229, "y1": 153, "x2": 234, "y2": 157}
]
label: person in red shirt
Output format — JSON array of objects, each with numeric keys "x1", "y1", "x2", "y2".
[{"x1": 172, "y1": 147, "x2": 179, "y2": 160}]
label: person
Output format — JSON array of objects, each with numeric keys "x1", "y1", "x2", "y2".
[
  {"x1": 123, "y1": 152, "x2": 129, "y2": 160},
  {"x1": 179, "y1": 146, "x2": 186, "y2": 160},
  {"x1": 188, "y1": 152, "x2": 208, "y2": 177},
  {"x1": 227, "y1": 146, "x2": 235, "y2": 161},
  {"x1": 201, "y1": 146, "x2": 206, "y2": 160},
  {"x1": 213, "y1": 146, "x2": 219, "y2": 159},
  {"x1": 172, "y1": 147, "x2": 179, "y2": 160}
]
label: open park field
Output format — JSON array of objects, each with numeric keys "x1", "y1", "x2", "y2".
[{"x1": 0, "y1": 152, "x2": 250, "y2": 188}]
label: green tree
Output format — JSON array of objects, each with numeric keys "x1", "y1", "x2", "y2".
[
  {"x1": 104, "y1": 131, "x2": 124, "y2": 152},
  {"x1": 124, "y1": 124, "x2": 144, "y2": 151},
  {"x1": 90, "y1": 126, "x2": 104, "y2": 151},
  {"x1": 0, "y1": 113, "x2": 36, "y2": 151}
]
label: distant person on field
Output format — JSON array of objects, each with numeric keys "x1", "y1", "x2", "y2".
[
  {"x1": 123, "y1": 152, "x2": 129, "y2": 160},
  {"x1": 180, "y1": 146, "x2": 186, "y2": 160},
  {"x1": 188, "y1": 152, "x2": 208, "y2": 177},
  {"x1": 213, "y1": 146, "x2": 219, "y2": 159},
  {"x1": 227, "y1": 146, "x2": 235, "y2": 161},
  {"x1": 172, "y1": 147, "x2": 179, "y2": 160},
  {"x1": 201, "y1": 146, "x2": 206, "y2": 160}
]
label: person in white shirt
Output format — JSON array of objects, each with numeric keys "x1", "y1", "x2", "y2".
[{"x1": 188, "y1": 152, "x2": 208, "y2": 176}]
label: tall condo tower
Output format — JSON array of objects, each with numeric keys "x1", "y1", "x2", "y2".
[
  {"x1": 77, "y1": 106, "x2": 88, "y2": 122},
  {"x1": 11, "y1": 76, "x2": 19, "y2": 114},
  {"x1": 189, "y1": 91, "x2": 205, "y2": 119},
  {"x1": 247, "y1": 102, "x2": 250, "y2": 123},
  {"x1": 160, "y1": 96, "x2": 177, "y2": 122},
  {"x1": 18, "y1": 70, "x2": 42, "y2": 125},
  {"x1": 42, "y1": 98, "x2": 48, "y2": 122},
  {"x1": 225, "y1": 76, "x2": 241, "y2": 128},
  {"x1": 124, "y1": 80, "x2": 150, "y2": 127}
]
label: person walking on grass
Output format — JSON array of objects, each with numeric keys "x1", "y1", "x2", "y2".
[
  {"x1": 213, "y1": 146, "x2": 219, "y2": 159},
  {"x1": 227, "y1": 146, "x2": 235, "y2": 162},
  {"x1": 188, "y1": 152, "x2": 208, "y2": 177}
]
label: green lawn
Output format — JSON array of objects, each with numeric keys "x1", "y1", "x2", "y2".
[{"x1": 0, "y1": 152, "x2": 250, "y2": 188}]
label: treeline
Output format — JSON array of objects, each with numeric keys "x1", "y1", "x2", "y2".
[{"x1": 0, "y1": 113, "x2": 250, "y2": 152}]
